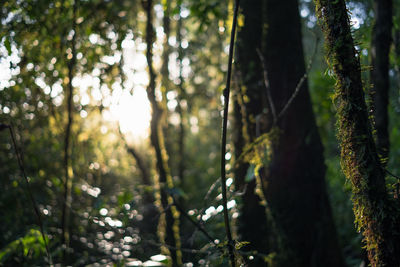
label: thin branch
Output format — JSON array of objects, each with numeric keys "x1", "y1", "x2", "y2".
[
  {"x1": 257, "y1": 34, "x2": 320, "y2": 125},
  {"x1": 220, "y1": 0, "x2": 240, "y2": 266},
  {"x1": 118, "y1": 128, "x2": 152, "y2": 188},
  {"x1": 1, "y1": 124, "x2": 52, "y2": 265},
  {"x1": 171, "y1": 196, "x2": 219, "y2": 248},
  {"x1": 188, "y1": 178, "x2": 219, "y2": 245},
  {"x1": 256, "y1": 48, "x2": 277, "y2": 124},
  {"x1": 144, "y1": 240, "x2": 215, "y2": 255},
  {"x1": 385, "y1": 169, "x2": 400, "y2": 180},
  {"x1": 276, "y1": 35, "x2": 320, "y2": 121}
]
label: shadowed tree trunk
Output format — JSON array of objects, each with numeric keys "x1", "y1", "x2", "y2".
[
  {"x1": 141, "y1": 0, "x2": 182, "y2": 265},
  {"x1": 315, "y1": 0, "x2": 400, "y2": 266},
  {"x1": 233, "y1": 0, "x2": 271, "y2": 265},
  {"x1": 234, "y1": 0, "x2": 345, "y2": 266},
  {"x1": 371, "y1": 0, "x2": 392, "y2": 166}
]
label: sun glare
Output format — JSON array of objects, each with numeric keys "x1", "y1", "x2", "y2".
[{"x1": 109, "y1": 86, "x2": 151, "y2": 139}]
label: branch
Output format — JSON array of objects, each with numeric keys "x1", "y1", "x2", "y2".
[
  {"x1": 276, "y1": 35, "x2": 320, "y2": 121},
  {"x1": 386, "y1": 169, "x2": 400, "y2": 181},
  {"x1": 118, "y1": 128, "x2": 152, "y2": 188},
  {"x1": 1, "y1": 124, "x2": 52, "y2": 265},
  {"x1": 256, "y1": 48, "x2": 277, "y2": 124},
  {"x1": 144, "y1": 240, "x2": 215, "y2": 255},
  {"x1": 256, "y1": 34, "x2": 320, "y2": 125},
  {"x1": 171, "y1": 196, "x2": 220, "y2": 249},
  {"x1": 220, "y1": 0, "x2": 240, "y2": 266}
]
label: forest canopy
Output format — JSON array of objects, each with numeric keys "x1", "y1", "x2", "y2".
[{"x1": 1, "y1": 0, "x2": 400, "y2": 266}]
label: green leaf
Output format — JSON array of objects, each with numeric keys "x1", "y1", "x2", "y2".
[
  {"x1": 4, "y1": 37, "x2": 11, "y2": 55},
  {"x1": 235, "y1": 241, "x2": 250, "y2": 250},
  {"x1": 245, "y1": 165, "x2": 256, "y2": 182}
]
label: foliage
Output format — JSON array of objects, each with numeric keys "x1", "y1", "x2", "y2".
[
  {"x1": 0, "y1": 0, "x2": 399, "y2": 266},
  {"x1": 0, "y1": 229, "x2": 47, "y2": 266}
]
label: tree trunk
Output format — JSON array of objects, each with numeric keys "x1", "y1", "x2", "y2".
[
  {"x1": 233, "y1": 0, "x2": 271, "y2": 264},
  {"x1": 371, "y1": 0, "x2": 392, "y2": 166},
  {"x1": 61, "y1": 1, "x2": 77, "y2": 263},
  {"x1": 142, "y1": 0, "x2": 182, "y2": 266},
  {"x1": 126, "y1": 144, "x2": 160, "y2": 258},
  {"x1": 315, "y1": 0, "x2": 400, "y2": 266},
  {"x1": 234, "y1": 0, "x2": 345, "y2": 266}
]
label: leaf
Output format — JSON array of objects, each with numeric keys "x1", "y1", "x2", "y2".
[
  {"x1": 245, "y1": 165, "x2": 256, "y2": 182},
  {"x1": 235, "y1": 241, "x2": 250, "y2": 250},
  {"x1": 166, "y1": 187, "x2": 187, "y2": 198},
  {"x1": 4, "y1": 37, "x2": 11, "y2": 55}
]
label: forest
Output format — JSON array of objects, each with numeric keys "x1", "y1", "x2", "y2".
[{"x1": 1, "y1": 0, "x2": 400, "y2": 266}]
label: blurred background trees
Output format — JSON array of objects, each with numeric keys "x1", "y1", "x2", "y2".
[{"x1": 0, "y1": 0, "x2": 399, "y2": 266}]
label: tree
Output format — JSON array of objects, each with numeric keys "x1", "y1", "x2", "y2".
[
  {"x1": 371, "y1": 0, "x2": 393, "y2": 166},
  {"x1": 315, "y1": 0, "x2": 400, "y2": 265},
  {"x1": 234, "y1": 0, "x2": 344, "y2": 265},
  {"x1": 61, "y1": 1, "x2": 78, "y2": 261},
  {"x1": 141, "y1": 0, "x2": 182, "y2": 265}
]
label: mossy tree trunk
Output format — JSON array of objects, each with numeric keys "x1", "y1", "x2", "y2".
[
  {"x1": 234, "y1": 0, "x2": 344, "y2": 266},
  {"x1": 233, "y1": 0, "x2": 271, "y2": 265},
  {"x1": 142, "y1": 0, "x2": 182, "y2": 266},
  {"x1": 371, "y1": 0, "x2": 393, "y2": 166},
  {"x1": 314, "y1": 0, "x2": 400, "y2": 266}
]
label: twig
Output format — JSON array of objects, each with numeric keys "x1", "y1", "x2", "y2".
[
  {"x1": 256, "y1": 34, "x2": 320, "y2": 125},
  {"x1": 386, "y1": 169, "x2": 400, "y2": 180},
  {"x1": 144, "y1": 240, "x2": 214, "y2": 255},
  {"x1": 1, "y1": 124, "x2": 52, "y2": 265},
  {"x1": 256, "y1": 48, "x2": 277, "y2": 124},
  {"x1": 276, "y1": 35, "x2": 320, "y2": 122},
  {"x1": 200, "y1": 178, "x2": 220, "y2": 212},
  {"x1": 171, "y1": 196, "x2": 220, "y2": 249},
  {"x1": 220, "y1": 0, "x2": 240, "y2": 266},
  {"x1": 188, "y1": 178, "x2": 219, "y2": 245}
]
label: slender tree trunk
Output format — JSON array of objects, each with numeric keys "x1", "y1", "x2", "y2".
[
  {"x1": 142, "y1": 0, "x2": 182, "y2": 265},
  {"x1": 235, "y1": 0, "x2": 345, "y2": 266},
  {"x1": 315, "y1": 0, "x2": 400, "y2": 266},
  {"x1": 176, "y1": 4, "x2": 186, "y2": 190},
  {"x1": 61, "y1": 1, "x2": 77, "y2": 262},
  {"x1": 371, "y1": 0, "x2": 393, "y2": 166}
]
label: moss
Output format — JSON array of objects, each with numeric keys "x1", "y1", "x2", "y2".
[{"x1": 315, "y1": 0, "x2": 400, "y2": 265}]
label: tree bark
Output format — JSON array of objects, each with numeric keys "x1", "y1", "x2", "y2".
[
  {"x1": 235, "y1": 0, "x2": 345, "y2": 266},
  {"x1": 315, "y1": 0, "x2": 400, "y2": 265},
  {"x1": 371, "y1": 0, "x2": 392, "y2": 166},
  {"x1": 142, "y1": 0, "x2": 182, "y2": 265},
  {"x1": 233, "y1": 0, "x2": 271, "y2": 264}
]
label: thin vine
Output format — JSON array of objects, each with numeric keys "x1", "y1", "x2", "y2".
[
  {"x1": 220, "y1": 0, "x2": 240, "y2": 266},
  {"x1": 0, "y1": 123, "x2": 52, "y2": 265}
]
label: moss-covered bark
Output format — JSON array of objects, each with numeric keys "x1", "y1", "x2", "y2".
[
  {"x1": 142, "y1": 0, "x2": 182, "y2": 265},
  {"x1": 314, "y1": 0, "x2": 400, "y2": 266}
]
